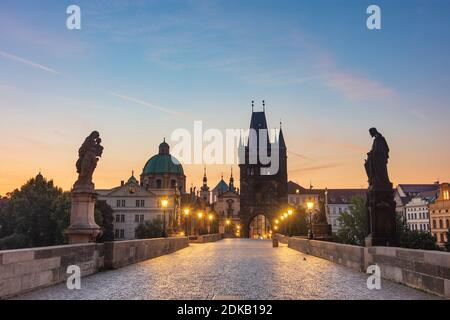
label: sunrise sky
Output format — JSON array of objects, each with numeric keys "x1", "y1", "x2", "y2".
[{"x1": 1, "y1": 0, "x2": 450, "y2": 195}]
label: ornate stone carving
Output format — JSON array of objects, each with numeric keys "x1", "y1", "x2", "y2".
[{"x1": 74, "y1": 131, "x2": 104, "y2": 192}]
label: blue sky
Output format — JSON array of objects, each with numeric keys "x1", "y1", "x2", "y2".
[{"x1": 1, "y1": 0, "x2": 450, "y2": 193}]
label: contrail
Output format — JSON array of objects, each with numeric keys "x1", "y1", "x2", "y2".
[
  {"x1": 110, "y1": 92, "x2": 190, "y2": 119},
  {"x1": 0, "y1": 51, "x2": 63, "y2": 75}
]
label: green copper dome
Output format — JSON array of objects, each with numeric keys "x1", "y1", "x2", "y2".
[
  {"x1": 142, "y1": 140, "x2": 184, "y2": 175},
  {"x1": 143, "y1": 154, "x2": 184, "y2": 175}
]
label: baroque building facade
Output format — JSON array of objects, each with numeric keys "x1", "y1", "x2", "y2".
[
  {"x1": 430, "y1": 183, "x2": 450, "y2": 245},
  {"x1": 97, "y1": 140, "x2": 183, "y2": 240}
]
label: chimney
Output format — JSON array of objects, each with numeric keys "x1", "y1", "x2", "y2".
[{"x1": 121, "y1": 180, "x2": 125, "y2": 186}]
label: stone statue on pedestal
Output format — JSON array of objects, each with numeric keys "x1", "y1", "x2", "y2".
[
  {"x1": 364, "y1": 128, "x2": 396, "y2": 246},
  {"x1": 66, "y1": 131, "x2": 103, "y2": 244}
]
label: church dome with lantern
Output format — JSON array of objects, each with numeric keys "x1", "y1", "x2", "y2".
[{"x1": 140, "y1": 139, "x2": 186, "y2": 193}]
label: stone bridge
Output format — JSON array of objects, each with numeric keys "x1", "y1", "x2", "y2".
[{"x1": 6, "y1": 239, "x2": 445, "y2": 300}]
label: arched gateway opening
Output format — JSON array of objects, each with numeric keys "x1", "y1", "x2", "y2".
[{"x1": 248, "y1": 214, "x2": 272, "y2": 239}]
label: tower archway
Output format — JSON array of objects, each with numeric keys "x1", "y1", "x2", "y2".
[{"x1": 247, "y1": 214, "x2": 272, "y2": 239}]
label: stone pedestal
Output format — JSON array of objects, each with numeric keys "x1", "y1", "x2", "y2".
[
  {"x1": 312, "y1": 223, "x2": 332, "y2": 240},
  {"x1": 365, "y1": 185, "x2": 396, "y2": 247},
  {"x1": 66, "y1": 184, "x2": 101, "y2": 244}
]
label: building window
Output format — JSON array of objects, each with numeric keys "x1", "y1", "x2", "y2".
[
  {"x1": 121, "y1": 214, "x2": 125, "y2": 223},
  {"x1": 140, "y1": 215, "x2": 144, "y2": 223},
  {"x1": 114, "y1": 229, "x2": 120, "y2": 238},
  {"x1": 135, "y1": 215, "x2": 139, "y2": 223},
  {"x1": 116, "y1": 200, "x2": 121, "y2": 207},
  {"x1": 115, "y1": 214, "x2": 120, "y2": 223},
  {"x1": 156, "y1": 179, "x2": 162, "y2": 189},
  {"x1": 120, "y1": 229, "x2": 125, "y2": 239},
  {"x1": 447, "y1": 219, "x2": 450, "y2": 229},
  {"x1": 171, "y1": 179, "x2": 176, "y2": 188},
  {"x1": 136, "y1": 200, "x2": 140, "y2": 207},
  {"x1": 439, "y1": 220, "x2": 443, "y2": 229},
  {"x1": 433, "y1": 220, "x2": 437, "y2": 229},
  {"x1": 141, "y1": 200, "x2": 145, "y2": 207},
  {"x1": 444, "y1": 189, "x2": 449, "y2": 200}
]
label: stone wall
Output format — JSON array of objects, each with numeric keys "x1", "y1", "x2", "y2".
[
  {"x1": 367, "y1": 246, "x2": 450, "y2": 298},
  {"x1": 0, "y1": 237, "x2": 189, "y2": 298},
  {"x1": 104, "y1": 237, "x2": 188, "y2": 269},
  {"x1": 0, "y1": 243, "x2": 104, "y2": 299},
  {"x1": 288, "y1": 237, "x2": 450, "y2": 298},
  {"x1": 188, "y1": 233, "x2": 223, "y2": 244},
  {"x1": 288, "y1": 237, "x2": 364, "y2": 271}
]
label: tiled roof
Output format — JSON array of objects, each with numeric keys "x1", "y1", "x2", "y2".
[
  {"x1": 287, "y1": 181, "x2": 321, "y2": 194},
  {"x1": 398, "y1": 184, "x2": 439, "y2": 195},
  {"x1": 326, "y1": 189, "x2": 367, "y2": 204}
]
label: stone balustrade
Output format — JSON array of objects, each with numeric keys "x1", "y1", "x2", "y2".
[
  {"x1": 0, "y1": 237, "x2": 188, "y2": 299},
  {"x1": 188, "y1": 233, "x2": 223, "y2": 243},
  {"x1": 288, "y1": 237, "x2": 450, "y2": 298},
  {"x1": 104, "y1": 237, "x2": 188, "y2": 269},
  {"x1": 0, "y1": 243, "x2": 104, "y2": 299}
]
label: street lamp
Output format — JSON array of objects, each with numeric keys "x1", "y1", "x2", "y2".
[
  {"x1": 208, "y1": 214, "x2": 214, "y2": 234},
  {"x1": 161, "y1": 198, "x2": 169, "y2": 237},
  {"x1": 183, "y1": 208, "x2": 190, "y2": 236},
  {"x1": 196, "y1": 212, "x2": 203, "y2": 235},
  {"x1": 307, "y1": 201, "x2": 314, "y2": 239}
]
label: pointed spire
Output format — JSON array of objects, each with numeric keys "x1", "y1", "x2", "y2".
[
  {"x1": 203, "y1": 166, "x2": 207, "y2": 185},
  {"x1": 278, "y1": 120, "x2": 286, "y2": 149},
  {"x1": 229, "y1": 167, "x2": 235, "y2": 191}
]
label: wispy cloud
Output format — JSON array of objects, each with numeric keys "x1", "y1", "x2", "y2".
[
  {"x1": 0, "y1": 51, "x2": 63, "y2": 76},
  {"x1": 109, "y1": 92, "x2": 190, "y2": 119},
  {"x1": 289, "y1": 162, "x2": 342, "y2": 174}
]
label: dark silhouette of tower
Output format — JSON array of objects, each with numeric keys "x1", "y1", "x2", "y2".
[{"x1": 239, "y1": 102, "x2": 288, "y2": 237}]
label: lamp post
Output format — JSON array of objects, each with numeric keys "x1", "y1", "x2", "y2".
[
  {"x1": 288, "y1": 209, "x2": 293, "y2": 236},
  {"x1": 226, "y1": 219, "x2": 231, "y2": 234},
  {"x1": 307, "y1": 201, "x2": 314, "y2": 239},
  {"x1": 208, "y1": 214, "x2": 213, "y2": 234},
  {"x1": 161, "y1": 198, "x2": 169, "y2": 237},
  {"x1": 197, "y1": 212, "x2": 203, "y2": 235},
  {"x1": 183, "y1": 208, "x2": 190, "y2": 236}
]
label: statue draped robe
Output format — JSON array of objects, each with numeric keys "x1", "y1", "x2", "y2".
[{"x1": 365, "y1": 133, "x2": 391, "y2": 189}]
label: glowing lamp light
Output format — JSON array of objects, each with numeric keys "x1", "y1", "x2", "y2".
[
  {"x1": 284, "y1": 213, "x2": 288, "y2": 218},
  {"x1": 161, "y1": 199, "x2": 169, "y2": 208},
  {"x1": 208, "y1": 214, "x2": 214, "y2": 221},
  {"x1": 184, "y1": 208, "x2": 190, "y2": 216},
  {"x1": 288, "y1": 209, "x2": 293, "y2": 215},
  {"x1": 198, "y1": 212, "x2": 203, "y2": 219},
  {"x1": 226, "y1": 219, "x2": 231, "y2": 225},
  {"x1": 307, "y1": 201, "x2": 314, "y2": 210}
]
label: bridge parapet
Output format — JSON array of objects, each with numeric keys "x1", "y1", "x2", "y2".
[
  {"x1": 188, "y1": 233, "x2": 222, "y2": 244},
  {"x1": 0, "y1": 237, "x2": 188, "y2": 299},
  {"x1": 288, "y1": 237, "x2": 450, "y2": 298},
  {"x1": 0, "y1": 243, "x2": 104, "y2": 299}
]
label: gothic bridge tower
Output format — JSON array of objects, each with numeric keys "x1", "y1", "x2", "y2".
[{"x1": 238, "y1": 101, "x2": 288, "y2": 237}]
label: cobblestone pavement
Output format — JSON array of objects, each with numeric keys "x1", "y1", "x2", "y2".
[{"x1": 16, "y1": 239, "x2": 439, "y2": 300}]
